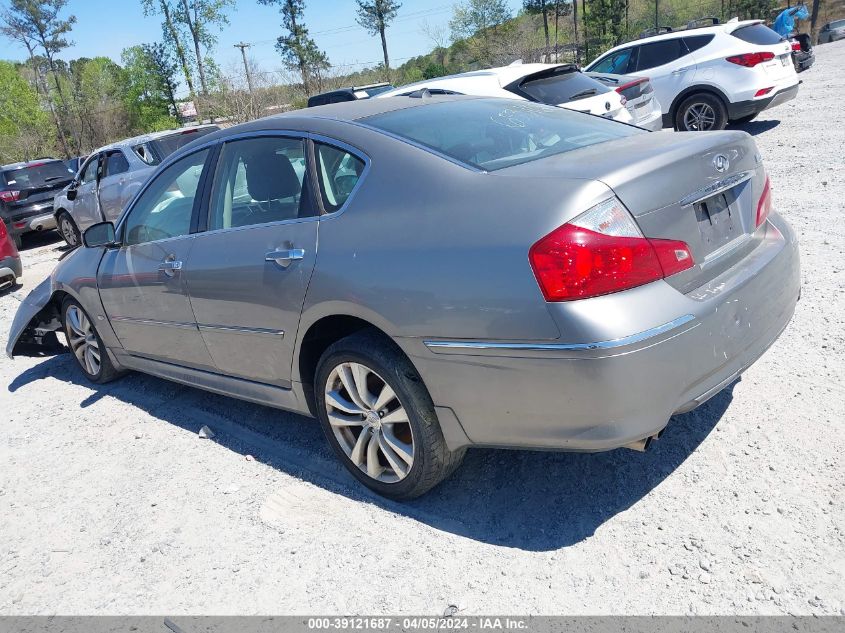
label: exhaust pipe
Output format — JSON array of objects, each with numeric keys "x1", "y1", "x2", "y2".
[{"x1": 623, "y1": 427, "x2": 667, "y2": 452}]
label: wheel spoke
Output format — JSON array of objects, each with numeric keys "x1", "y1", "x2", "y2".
[
  {"x1": 337, "y1": 364, "x2": 370, "y2": 411},
  {"x1": 381, "y1": 407, "x2": 409, "y2": 425},
  {"x1": 326, "y1": 389, "x2": 364, "y2": 415},
  {"x1": 372, "y1": 383, "x2": 396, "y2": 412},
  {"x1": 350, "y1": 363, "x2": 375, "y2": 408},
  {"x1": 349, "y1": 429, "x2": 370, "y2": 467},
  {"x1": 67, "y1": 309, "x2": 85, "y2": 337},
  {"x1": 378, "y1": 434, "x2": 408, "y2": 478},
  {"x1": 366, "y1": 431, "x2": 383, "y2": 478},
  {"x1": 381, "y1": 426, "x2": 414, "y2": 466},
  {"x1": 327, "y1": 411, "x2": 365, "y2": 427}
]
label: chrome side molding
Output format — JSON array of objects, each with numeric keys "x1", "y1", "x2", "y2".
[{"x1": 424, "y1": 314, "x2": 696, "y2": 353}]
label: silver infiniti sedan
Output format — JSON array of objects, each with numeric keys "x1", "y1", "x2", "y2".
[{"x1": 6, "y1": 96, "x2": 800, "y2": 499}]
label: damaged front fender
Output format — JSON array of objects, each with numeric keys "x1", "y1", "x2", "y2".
[{"x1": 5, "y1": 276, "x2": 66, "y2": 359}]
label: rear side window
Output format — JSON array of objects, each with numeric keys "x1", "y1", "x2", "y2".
[
  {"x1": 104, "y1": 151, "x2": 130, "y2": 177},
  {"x1": 683, "y1": 34, "x2": 715, "y2": 53},
  {"x1": 731, "y1": 23, "x2": 784, "y2": 45},
  {"x1": 2, "y1": 161, "x2": 73, "y2": 188},
  {"x1": 314, "y1": 143, "x2": 366, "y2": 213},
  {"x1": 635, "y1": 38, "x2": 687, "y2": 71},
  {"x1": 588, "y1": 48, "x2": 634, "y2": 74},
  {"x1": 514, "y1": 69, "x2": 610, "y2": 105}
]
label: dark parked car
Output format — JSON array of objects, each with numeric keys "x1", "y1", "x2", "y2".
[
  {"x1": 0, "y1": 159, "x2": 75, "y2": 248},
  {"x1": 307, "y1": 82, "x2": 394, "y2": 107},
  {"x1": 0, "y1": 217, "x2": 22, "y2": 291},
  {"x1": 64, "y1": 155, "x2": 88, "y2": 175},
  {"x1": 817, "y1": 19, "x2": 845, "y2": 43},
  {"x1": 7, "y1": 96, "x2": 800, "y2": 499}
]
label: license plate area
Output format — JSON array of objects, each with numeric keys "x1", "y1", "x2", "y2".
[
  {"x1": 695, "y1": 191, "x2": 740, "y2": 253},
  {"x1": 780, "y1": 54, "x2": 791, "y2": 66}
]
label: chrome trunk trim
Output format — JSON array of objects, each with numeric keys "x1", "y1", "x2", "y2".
[{"x1": 679, "y1": 171, "x2": 754, "y2": 208}]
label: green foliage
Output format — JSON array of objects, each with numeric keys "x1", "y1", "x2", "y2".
[
  {"x1": 259, "y1": 0, "x2": 329, "y2": 92},
  {"x1": 121, "y1": 44, "x2": 180, "y2": 132},
  {"x1": 0, "y1": 60, "x2": 52, "y2": 162},
  {"x1": 355, "y1": 0, "x2": 401, "y2": 34}
]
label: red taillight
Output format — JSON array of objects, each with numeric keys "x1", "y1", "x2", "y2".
[
  {"x1": 726, "y1": 52, "x2": 775, "y2": 67},
  {"x1": 529, "y1": 198, "x2": 694, "y2": 301},
  {"x1": 790, "y1": 40, "x2": 801, "y2": 51},
  {"x1": 0, "y1": 190, "x2": 20, "y2": 203},
  {"x1": 754, "y1": 87, "x2": 774, "y2": 97},
  {"x1": 615, "y1": 78, "x2": 648, "y2": 94},
  {"x1": 756, "y1": 175, "x2": 772, "y2": 227}
]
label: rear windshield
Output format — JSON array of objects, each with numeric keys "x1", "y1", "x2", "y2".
[
  {"x1": 363, "y1": 99, "x2": 641, "y2": 172},
  {"x1": 135, "y1": 127, "x2": 218, "y2": 166},
  {"x1": 514, "y1": 69, "x2": 610, "y2": 105},
  {"x1": 362, "y1": 85, "x2": 393, "y2": 97},
  {"x1": 732, "y1": 23, "x2": 784, "y2": 45},
  {"x1": 2, "y1": 161, "x2": 74, "y2": 188}
]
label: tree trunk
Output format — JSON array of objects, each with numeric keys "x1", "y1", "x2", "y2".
[
  {"x1": 542, "y1": 2, "x2": 550, "y2": 57},
  {"x1": 179, "y1": 0, "x2": 208, "y2": 95},
  {"x1": 25, "y1": 44, "x2": 70, "y2": 157},
  {"x1": 161, "y1": 0, "x2": 195, "y2": 96},
  {"x1": 582, "y1": 0, "x2": 589, "y2": 62},
  {"x1": 573, "y1": 0, "x2": 579, "y2": 64},
  {"x1": 287, "y1": 11, "x2": 311, "y2": 94},
  {"x1": 379, "y1": 20, "x2": 390, "y2": 73},
  {"x1": 810, "y1": 0, "x2": 821, "y2": 40}
]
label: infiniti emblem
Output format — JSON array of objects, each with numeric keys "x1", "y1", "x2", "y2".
[{"x1": 713, "y1": 154, "x2": 730, "y2": 173}]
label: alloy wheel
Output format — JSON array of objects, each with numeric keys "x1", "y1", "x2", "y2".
[
  {"x1": 60, "y1": 217, "x2": 78, "y2": 247},
  {"x1": 683, "y1": 103, "x2": 717, "y2": 131},
  {"x1": 324, "y1": 362, "x2": 415, "y2": 483},
  {"x1": 66, "y1": 305, "x2": 101, "y2": 376}
]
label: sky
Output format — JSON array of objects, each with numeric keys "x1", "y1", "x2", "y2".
[{"x1": 0, "y1": 0, "x2": 524, "y2": 97}]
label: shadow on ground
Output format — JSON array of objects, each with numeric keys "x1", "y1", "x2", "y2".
[
  {"x1": 9, "y1": 353, "x2": 733, "y2": 551},
  {"x1": 17, "y1": 229, "x2": 65, "y2": 252},
  {"x1": 730, "y1": 119, "x2": 781, "y2": 135}
]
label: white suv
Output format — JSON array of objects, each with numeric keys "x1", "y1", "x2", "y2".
[{"x1": 585, "y1": 19, "x2": 799, "y2": 131}]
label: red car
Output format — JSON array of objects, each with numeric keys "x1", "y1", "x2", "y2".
[{"x1": 0, "y1": 219, "x2": 22, "y2": 292}]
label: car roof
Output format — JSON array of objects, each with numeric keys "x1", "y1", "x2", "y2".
[
  {"x1": 380, "y1": 63, "x2": 576, "y2": 95},
  {"x1": 0, "y1": 158, "x2": 65, "y2": 171},
  {"x1": 593, "y1": 18, "x2": 762, "y2": 59},
  {"x1": 90, "y1": 124, "x2": 219, "y2": 155}
]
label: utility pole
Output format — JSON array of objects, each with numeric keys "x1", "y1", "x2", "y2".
[
  {"x1": 655, "y1": 0, "x2": 659, "y2": 29},
  {"x1": 234, "y1": 42, "x2": 254, "y2": 95}
]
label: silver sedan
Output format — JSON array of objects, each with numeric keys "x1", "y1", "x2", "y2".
[{"x1": 7, "y1": 96, "x2": 800, "y2": 499}]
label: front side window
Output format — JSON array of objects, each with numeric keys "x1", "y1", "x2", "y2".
[
  {"x1": 364, "y1": 99, "x2": 641, "y2": 172},
  {"x1": 315, "y1": 143, "x2": 366, "y2": 213},
  {"x1": 635, "y1": 38, "x2": 687, "y2": 71},
  {"x1": 208, "y1": 137, "x2": 309, "y2": 231},
  {"x1": 104, "y1": 151, "x2": 130, "y2": 177},
  {"x1": 80, "y1": 157, "x2": 99, "y2": 184},
  {"x1": 588, "y1": 48, "x2": 633, "y2": 74},
  {"x1": 123, "y1": 149, "x2": 209, "y2": 246}
]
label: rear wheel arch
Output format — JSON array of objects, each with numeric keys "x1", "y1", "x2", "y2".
[{"x1": 669, "y1": 85, "x2": 730, "y2": 121}]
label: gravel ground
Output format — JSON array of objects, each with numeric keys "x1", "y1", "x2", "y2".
[{"x1": 1, "y1": 42, "x2": 844, "y2": 616}]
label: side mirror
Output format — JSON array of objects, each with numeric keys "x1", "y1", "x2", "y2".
[
  {"x1": 66, "y1": 187, "x2": 77, "y2": 201},
  {"x1": 83, "y1": 222, "x2": 117, "y2": 248}
]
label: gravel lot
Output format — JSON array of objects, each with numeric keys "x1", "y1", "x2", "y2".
[{"x1": 1, "y1": 41, "x2": 844, "y2": 617}]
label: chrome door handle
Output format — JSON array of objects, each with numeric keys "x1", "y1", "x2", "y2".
[
  {"x1": 158, "y1": 259, "x2": 183, "y2": 277},
  {"x1": 265, "y1": 248, "x2": 305, "y2": 268},
  {"x1": 671, "y1": 66, "x2": 693, "y2": 75}
]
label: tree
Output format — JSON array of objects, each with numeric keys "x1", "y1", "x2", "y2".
[
  {"x1": 523, "y1": 0, "x2": 550, "y2": 53},
  {"x1": 450, "y1": 0, "x2": 511, "y2": 65},
  {"x1": 121, "y1": 44, "x2": 180, "y2": 131},
  {"x1": 142, "y1": 0, "x2": 196, "y2": 97},
  {"x1": 355, "y1": 0, "x2": 401, "y2": 74},
  {"x1": 0, "y1": 60, "x2": 53, "y2": 162},
  {"x1": 259, "y1": 0, "x2": 329, "y2": 95},
  {"x1": 1, "y1": 0, "x2": 78, "y2": 155},
  {"x1": 173, "y1": 0, "x2": 234, "y2": 97}
]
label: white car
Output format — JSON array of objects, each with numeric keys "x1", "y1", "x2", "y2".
[
  {"x1": 585, "y1": 18, "x2": 799, "y2": 131},
  {"x1": 377, "y1": 64, "x2": 634, "y2": 124}
]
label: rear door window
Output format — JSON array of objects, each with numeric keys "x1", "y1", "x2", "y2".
[
  {"x1": 634, "y1": 38, "x2": 687, "y2": 71},
  {"x1": 314, "y1": 143, "x2": 366, "y2": 213},
  {"x1": 731, "y1": 23, "x2": 784, "y2": 45},
  {"x1": 589, "y1": 48, "x2": 634, "y2": 74},
  {"x1": 2, "y1": 161, "x2": 73, "y2": 188},
  {"x1": 683, "y1": 34, "x2": 715, "y2": 53},
  {"x1": 104, "y1": 151, "x2": 130, "y2": 177},
  {"x1": 514, "y1": 69, "x2": 610, "y2": 104}
]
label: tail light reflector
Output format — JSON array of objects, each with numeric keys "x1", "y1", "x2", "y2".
[
  {"x1": 529, "y1": 198, "x2": 694, "y2": 301},
  {"x1": 754, "y1": 87, "x2": 774, "y2": 97},
  {"x1": 726, "y1": 52, "x2": 775, "y2": 67},
  {"x1": 756, "y1": 175, "x2": 772, "y2": 227},
  {"x1": 0, "y1": 190, "x2": 21, "y2": 203}
]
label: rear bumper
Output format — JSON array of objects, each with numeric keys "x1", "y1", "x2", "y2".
[
  {"x1": 406, "y1": 213, "x2": 800, "y2": 452},
  {"x1": 0, "y1": 255, "x2": 22, "y2": 283},
  {"x1": 636, "y1": 106, "x2": 664, "y2": 131},
  {"x1": 728, "y1": 82, "x2": 799, "y2": 120},
  {"x1": 4, "y1": 203, "x2": 56, "y2": 237}
]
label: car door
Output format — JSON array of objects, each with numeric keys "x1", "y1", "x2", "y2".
[
  {"x1": 184, "y1": 134, "x2": 319, "y2": 387},
  {"x1": 97, "y1": 147, "x2": 217, "y2": 370},
  {"x1": 631, "y1": 38, "x2": 697, "y2": 112},
  {"x1": 70, "y1": 154, "x2": 103, "y2": 232},
  {"x1": 97, "y1": 149, "x2": 132, "y2": 223}
]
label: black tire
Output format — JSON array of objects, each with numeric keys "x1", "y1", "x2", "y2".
[
  {"x1": 731, "y1": 113, "x2": 759, "y2": 125},
  {"x1": 674, "y1": 93, "x2": 728, "y2": 131},
  {"x1": 314, "y1": 330, "x2": 465, "y2": 500},
  {"x1": 57, "y1": 212, "x2": 81, "y2": 248},
  {"x1": 13, "y1": 233, "x2": 22, "y2": 250},
  {"x1": 61, "y1": 297, "x2": 123, "y2": 384}
]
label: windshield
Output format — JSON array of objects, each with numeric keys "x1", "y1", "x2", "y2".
[
  {"x1": 514, "y1": 68, "x2": 611, "y2": 105},
  {"x1": 3, "y1": 161, "x2": 74, "y2": 188},
  {"x1": 137, "y1": 127, "x2": 218, "y2": 166},
  {"x1": 363, "y1": 98, "x2": 641, "y2": 172}
]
